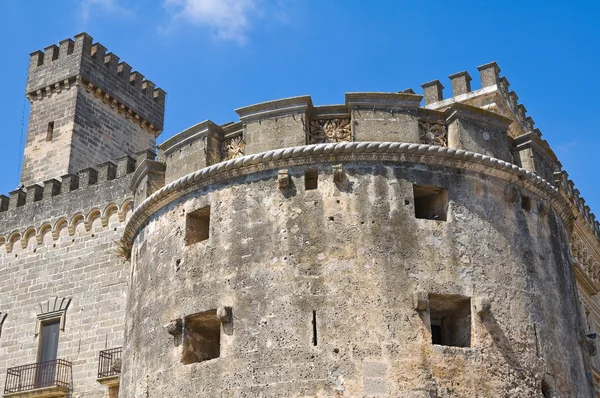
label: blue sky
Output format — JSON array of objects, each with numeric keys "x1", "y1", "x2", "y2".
[{"x1": 0, "y1": 0, "x2": 599, "y2": 213}]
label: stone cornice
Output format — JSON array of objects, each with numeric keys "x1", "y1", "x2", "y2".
[{"x1": 122, "y1": 141, "x2": 572, "y2": 251}]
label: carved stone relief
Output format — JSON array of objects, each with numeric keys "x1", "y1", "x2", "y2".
[
  {"x1": 418, "y1": 121, "x2": 447, "y2": 147},
  {"x1": 309, "y1": 119, "x2": 352, "y2": 144},
  {"x1": 221, "y1": 136, "x2": 244, "y2": 161}
]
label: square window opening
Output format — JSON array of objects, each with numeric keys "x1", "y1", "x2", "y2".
[
  {"x1": 46, "y1": 122, "x2": 54, "y2": 142},
  {"x1": 186, "y1": 206, "x2": 210, "y2": 245},
  {"x1": 428, "y1": 294, "x2": 471, "y2": 347},
  {"x1": 181, "y1": 310, "x2": 220, "y2": 364},
  {"x1": 413, "y1": 184, "x2": 448, "y2": 221},
  {"x1": 305, "y1": 169, "x2": 318, "y2": 190}
]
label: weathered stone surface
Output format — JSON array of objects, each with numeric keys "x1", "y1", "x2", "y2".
[{"x1": 2, "y1": 33, "x2": 600, "y2": 398}]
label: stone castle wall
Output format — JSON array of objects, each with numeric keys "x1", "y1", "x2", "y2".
[
  {"x1": 21, "y1": 33, "x2": 165, "y2": 187},
  {"x1": 0, "y1": 161, "x2": 136, "y2": 397},
  {"x1": 121, "y1": 151, "x2": 588, "y2": 397},
  {"x1": 3, "y1": 31, "x2": 600, "y2": 397},
  {"x1": 118, "y1": 63, "x2": 595, "y2": 397}
]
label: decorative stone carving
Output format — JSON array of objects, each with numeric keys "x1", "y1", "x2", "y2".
[
  {"x1": 309, "y1": 119, "x2": 352, "y2": 144},
  {"x1": 221, "y1": 136, "x2": 244, "y2": 161},
  {"x1": 35, "y1": 296, "x2": 71, "y2": 335},
  {"x1": 418, "y1": 121, "x2": 447, "y2": 147}
]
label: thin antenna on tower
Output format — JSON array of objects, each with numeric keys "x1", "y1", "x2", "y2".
[{"x1": 16, "y1": 64, "x2": 28, "y2": 187}]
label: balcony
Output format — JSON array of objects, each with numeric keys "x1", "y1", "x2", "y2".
[
  {"x1": 3, "y1": 359, "x2": 71, "y2": 398},
  {"x1": 97, "y1": 347, "x2": 122, "y2": 390}
]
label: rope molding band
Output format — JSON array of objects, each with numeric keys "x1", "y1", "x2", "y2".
[{"x1": 122, "y1": 141, "x2": 573, "y2": 249}]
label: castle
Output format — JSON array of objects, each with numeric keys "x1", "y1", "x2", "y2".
[{"x1": 0, "y1": 33, "x2": 599, "y2": 398}]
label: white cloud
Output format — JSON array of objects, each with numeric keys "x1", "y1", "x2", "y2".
[
  {"x1": 162, "y1": 0, "x2": 269, "y2": 44},
  {"x1": 80, "y1": 0, "x2": 133, "y2": 23}
]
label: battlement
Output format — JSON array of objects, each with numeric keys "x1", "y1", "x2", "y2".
[
  {"x1": 421, "y1": 62, "x2": 537, "y2": 140},
  {"x1": 555, "y1": 169, "x2": 600, "y2": 240},
  {"x1": 0, "y1": 151, "x2": 147, "y2": 244},
  {"x1": 148, "y1": 61, "x2": 599, "y2": 251},
  {"x1": 26, "y1": 33, "x2": 165, "y2": 131}
]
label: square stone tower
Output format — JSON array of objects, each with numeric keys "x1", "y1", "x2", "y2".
[{"x1": 21, "y1": 32, "x2": 166, "y2": 187}]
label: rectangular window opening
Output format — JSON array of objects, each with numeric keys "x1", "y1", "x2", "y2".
[
  {"x1": 521, "y1": 195, "x2": 532, "y2": 212},
  {"x1": 37, "y1": 319, "x2": 60, "y2": 388},
  {"x1": 46, "y1": 122, "x2": 54, "y2": 142},
  {"x1": 428, "y1": 294, "x2": 471, "y2": 348},
  {"x1": 186, "y1": 206, "x2": 210, "y2": 245},
  {"x1": 413, "y1": 184, "x2": 448, "y2": 221},
  {"x1": 181, "y1": 310, "x2": 220, "y2": 364},
  {"x1": 305, "y1": 169, "x2": 318, "y2": 190}
]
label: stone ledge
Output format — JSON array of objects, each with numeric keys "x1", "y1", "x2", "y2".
[
  {"x1": 3, "y1": 385, "x2": 68, "y2": 398},
  {"x1": 97, "y1": 375, "x2": 120, "y2": 388}
]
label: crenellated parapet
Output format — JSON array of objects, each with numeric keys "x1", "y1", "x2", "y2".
[
  {"x1": 554, "y1": 169, "x2": 600, "y2": 241},
  {"x1": 26, "y1": 33, "x2": 165, "y2": 132},
  {"x1": 127, "y1": 61, "x2": 600, "y2": 274},
  {"x1": 0, "y1": 152, "x2": 142, "y2": 252}
]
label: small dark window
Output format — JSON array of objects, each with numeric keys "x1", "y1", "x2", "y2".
[
  {"x1": 521, "y1": 195, "x2": 532, "y2": 212},
  {"x1": 431, "y1": 322, "x2": 442, "y2": 345},
  {"x1": 305, "y1": 170, "x2": 318, "y2": 190},
  {"x1": 429, "y1": 294, "x2": 471, "y2": 347},
  {"x1": 46, "y1": 122, "x2": 54, "y2": 142},
  {"x1": 186, "y1": 206, "x2": 210, "y2": 245},
  {"x1": 181, "y1": 310, "x2": 220, "y2": 364},
  {"x1": 413, "y1": 184, "x2": 448, "y2": 221}
]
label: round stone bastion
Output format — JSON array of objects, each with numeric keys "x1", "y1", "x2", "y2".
[{"x1": 119, "y1": 95, "x2": 590, "y2": 397}]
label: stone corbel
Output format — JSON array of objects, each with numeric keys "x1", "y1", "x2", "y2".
[
  {"x1": 332, "y1": 164, "x2": 344, "y2": 183},
  {"x1": 278, "y1": 169, "x2": 290, "y2": 189}
]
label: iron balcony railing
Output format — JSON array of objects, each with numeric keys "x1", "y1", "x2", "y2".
[
  {"x1": 97, "y1": 347, "x2": 122, "y2": 379},
  {"x1": 4, "y1": 359, "x2": 72, "y2": 394}
]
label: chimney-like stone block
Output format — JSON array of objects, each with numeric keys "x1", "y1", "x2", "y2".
[
  {"x1": 445, "y1": 103, "x2": 512, "y2": 162},
  {"x1": 25, "y1": 184, "x2": 44, "y2": 204},
  {"x1": 44, "y1": 45, "x2": 59, "y2": 61},
  {"x1": 0, "y1": 195, "x2": 9, "y2": 211},
  {"x1": 8, "y1": 189, "x2": 26, "y2": 210},
  {"x1": 61, "y1": 174, "x2": 79, "y2": 193},
  {"x1": 421, "y1": 80, "x2": 444, "y2": 105},
  {"x1": 29, "y1": 50, "x2": 44, "y2": 68},
  {"x1": 58, "y1": 39, "x2": 74, "y2": 57},
  {"x1": 508, "y1": 91, "x2": 519, "y2": 111},
  {"x1": 98, "y1": 161, "x2": 117, "y2": 182},
  {"x1": 345, "y1": 92, "x2": 423, "y2": 143},
  {"x1": 116, "y1": 155, "x2": 136, "y2": 177},
  {"x1": 477, "y1": 62, "x2": 500, "y2": 88},
  {"x1": 43, "y1": 179, "x2": 61, "y2": 199},
  {"x1": 74, "y1": 32, "x2": 94, "y2": 55},
  {"x1": 448, "y1": 71, "x2": 472, "y2": 96},
  {"x1": 79, "y1": 168, "x2": 98, "y2": 186}
]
